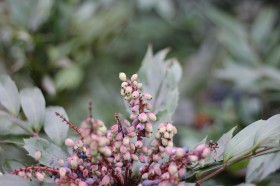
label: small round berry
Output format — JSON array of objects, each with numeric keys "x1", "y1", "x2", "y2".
[
  {"x1": 35, "y1": 172, "x2": 44, "y2": 182},
  {"x1": 85, "y1": 178, "x2": 94, "y2": 184},
  {"x1": 144, "y1": 93, "x2": 152, "y2": 100},
  {"x1": 131, "y1": 74, "x2": 138, "y2": 81},
  {"x1": 148, "y1": 112, "x2": 157, "y2": 121},
  {"x1": 34, "y1": 150, "x2": 41, "y2": 161},
  {"x1": 138, "y1": 113, "x2": 148, "y2": 122},
  {"x1": 101, "y1": 175, "x2": 110, "y2": 185},
  {"x1": 65, "y1": 138, "x2": 75, "y2": 147}
]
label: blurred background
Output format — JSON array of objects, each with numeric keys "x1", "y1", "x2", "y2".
[{"x1": 1, "y1": 0, "x2": 280, "y2": 185}]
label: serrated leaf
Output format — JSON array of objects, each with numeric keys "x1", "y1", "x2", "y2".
[
  {"x1": 224, "y1": 120, "x2": 265, "y2": 162},
  {"x1": 23, "y1": 137, "x2": 68, "y2": 168},
  {"x1": 0, "y1": 174, "x2": 33, "y2": 186},
  {"x1": 137, "y1": 46, "x2": 182, "y2": 117},
  {"x1": 44, "y1": 106, "x2": 69, "y2": 146},
  {"x1": 254, "y1": 114, "x2": 280, "y2": 147},
  {"x1": 246, "y1": 152, "x2": 280, "y2": 183},
  {"x1": 0, "y1": 75, "x2": 20, "y2": 115},
  {"x1": 20, "y1": 88, "x2": 46, "y2": 132}
]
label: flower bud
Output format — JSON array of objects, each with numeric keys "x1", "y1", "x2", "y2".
[
  {"x1": 125, "y1": 86, "x2": 132, "y2": 94},
  {"x1": 178, "y1": 168, "x2": 186, "y2": 177},
  {"x1": 202, "y1": 147, "x2": 211, "y2": 158},
  {"x1": 168, "y1": 163, "x2": 178, "y2": 175},
  {"x1": 143, "y1": 93, "x2": 152, "y2": 100},
  {"x1": 119, "y1": 72, "x2": 127, "y2": 81},
  {"x1": 135, "y1": 141, "x2": 143, "y2": 148},
  {"x1": 148, "y1": 112, "x2": 157, "y2": 121},
  {"x1": 176, "y1": 148, "x2": 185, "y2": 158},
  {"x1": 59, "y1": 167, "x2": 66, "y2": 177},
  {"x1": 142, "y1": 173, "x2": 148, "y2": 179},
  {"x1": 35, "y1": 172, "x2": 44, "y2": 182},
  {"x1": 138, "y1": 113, "x2": 148, "y2": 123},
  {"x1": 196, "y1": 144, "x2": 207, "y2": 153},
  {"x1": 58, "y1": 159, "x2": 64, "y2": 166},
  {"x1": 189, "y1": 155, "x2": 198, "y2": 162},
  {"x1": 145, "y1": 122, "x2": 153, "y2": 133},
  {"x1": 123, "y1": 136, "x2": 130, "y2": 146},
  {"x1": 101, "y1": 175, "x2": 110, "y2": 185},
  {"x1": 137, "y1": 83, "x2": 143, "y2": 89},
  {"x1": 131, "y1": 74, "x2": 138, "y2": 81},
  {"x1": 131, "y1": 91, "x2": 139, "y2": 99},
  {"x1": 166, "y1": 123, "x2": 173, "y2": 132},
  {"x1": 34, "y1": 150, "x2": 41, "y2": 161},
  {"x1": 161, "y1": 172, "x2": 170, "y2": 180},
  {"x1": 132, "y1": 154, "x2": 139, "y2": 161}
]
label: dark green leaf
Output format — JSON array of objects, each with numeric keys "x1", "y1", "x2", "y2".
[
  {"x1": 23, "y1": 137, "x2": 68, "y2": 168},
  {"x1": 20, "y1": 88, "x2": 46, "y2": 132},
  {"x1": 0, "y1": 75, "x2": 20, "y2": 115},
  {"x1": 44, "y1": 107, "x2": 69, "y2": 146}
]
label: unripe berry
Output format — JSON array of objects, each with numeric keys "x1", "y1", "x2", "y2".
[
  {"x1": 119, "y1": 72, "x2": 127, "y2": 81},
  {"x1": 123, "y1": 136, "x2": 129, "y2": 146},
  {"x1": 166, "y1": 123, "x2": 173, "y2": 132},
  {"x1": 176, "y1": 148, "x2": 185, "y2": 158},
  {"x1": 202, "y1": 147, "x2": 211, "y2": 158},
  {"x1": 168, "y1": 163, "x2": 178, "y2": 175},
  {"x1": 196, "y1": 144, "x2": 207, "y2": 153},
  {"x1": 59, "y1": 167, "x2": 66, "y2": 177},
  {"x1": 189, "y1": 155, "x2": 198, "y2": 162}
]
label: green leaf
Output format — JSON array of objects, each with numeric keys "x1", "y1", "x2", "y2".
[
  {"x1": 224, "y1": 120, "x2": 265, "y2": 162},
  {"x1": 55, "y1": 65, "x2": 83, "y2": 91},
  {"x1": 251, "y1": 7, "x2": 277, "y2": 48},
  {"x1": 20, "y1": 88, "x2": 46, "y2": 132},
  {"x1": 44, "y1": 106, "x2": 69, "y2": 146},
  {"x1": 210, "y1": 126, "x2": 237, "y2": 162},
  {"x1": 138, "y1": 46, "x2": 182, "y2": 118},
  {"x1": 0, "y1": 116, "x2": 28, "y2": 135},
  {"x1": 0, "y1": 75, "x2": 20, "y2": 115},
  {"x1": 254, "y1": 114, "x2": 280, "y2": 147},
  {"x1": 246, "y1": 152, "x2": 280, "y2": 183},
  {"x1": 0, "y1": 174, "x2": 33, "y2": 186},
  {"x1": 23, "y1": 137, "x2": 68, "y2": 168}
]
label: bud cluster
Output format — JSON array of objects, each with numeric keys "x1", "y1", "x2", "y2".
[{"x1": 8, "y1": 72, "x2": 212, "y2": 186}]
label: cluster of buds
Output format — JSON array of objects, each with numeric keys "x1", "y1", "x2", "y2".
[{"x1": 8, "y1": 72, "x2": 212, "y2": 186}]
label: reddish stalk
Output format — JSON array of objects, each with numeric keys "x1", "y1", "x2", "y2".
[{"x1": 55, "y1": 112, "x2": 82, "y2": 137}]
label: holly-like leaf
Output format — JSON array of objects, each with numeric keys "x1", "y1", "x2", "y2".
[
  {"x1": 23, "y1": 137, "x2": 68, "y2": 168},
  {"x1": 254, "y1": 114, "x2": 280, "y2": 147},
  {"x1": 20, "y1": 88, "x2": 46, "y2": 132},
  {"x1": 0, "y1": 174, "x2": 33, "y2": 186},
  {"x1": 44, "y1": 106, "x2": 69, "y2": 146},
  {"x1": 0, "y1": 75, "x2": 20, "y2": 115},
  {"x1": 224, "y1": 120, "x2": 265, "y2": 162},
  {"x1": 246, "y1": 152, "x2": 280, "y2": 183}
]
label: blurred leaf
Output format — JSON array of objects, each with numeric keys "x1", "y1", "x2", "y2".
[
  {"x1": 267, "y1": 45, "x2": 280, "y2": 66},
  {"x1": 224, "y1": 120, "x2": 264, "y2": 162},
  {"x1": 23, "y1": 137, "x2": 68, "y2": 168},
  {"x1": 0, "y1": 75, "x2": 20, "y2": 115},
  {"x1": 20, "y1": 88, "x2": 46, "y2": 132},
  {"x1": 254, "y1": 114, "x2": 280, "y2": 147},
  {"x1": 55, "y1": 65, "x2": 83, "y2": 91},
  {"x1": 251, "y1": 7, "x2": 277, "y2": 49},
  {"x1": 236, "y1": 184, "x2": 256, "y2": 186},
  {"x1": 8, "y1": 0, "x2": 54, "y2": 31},
  {"x1": 0, "y1": 174, "x2": 32, "y2": 186},
  {"x1": 0, "y1": 116, "x2": 28, "y2": 135},
  {"x1": 44, "y1": 106, "x2": 69, "y2": 146},
  {"x1": 246, "y1": 152, "x2": 280, "y2": 183}
]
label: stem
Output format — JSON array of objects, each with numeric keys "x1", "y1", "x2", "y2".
[
  {"x1": 195, "y1": 147, "x2": 274, "y2": 185},
  {"x1": 114, "y1": 113, "x2": 125, "y2": 138},
  {"x1": 55, "y1": 112, "x2": 82, "y2": 137}
]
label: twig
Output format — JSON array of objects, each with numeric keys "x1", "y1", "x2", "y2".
[{"x1": 55, "y1": 112, "x2": 82, "y2": 137}]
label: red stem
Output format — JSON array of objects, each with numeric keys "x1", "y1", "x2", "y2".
[{"x1": 55, "y1": 112, "x2": 82, "y2": 137}]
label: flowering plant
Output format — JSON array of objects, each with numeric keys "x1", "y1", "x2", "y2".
[{"x1": 1, "y1": 48, "x2": 280, "y2": 186}]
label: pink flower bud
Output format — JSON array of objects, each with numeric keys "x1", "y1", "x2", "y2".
[
  {"x1": 165, "y1": 146, "x2": 174, "y2": 155},
  {"x1": 166, "y1": 123, "x2": 173, "y2": 132},
  {"x1": 101, "y1": 175, "x2": 110, "y2": 185},
  {"x1": 121, "y1": 81, "x2": 128, "y2": 88},
  {"x1": 161, "y1": 172, "x2": 170, "y2": 180},
  {"x1": 145, "y1": 122, "x2": 153, "y2": 133},
  {"x1": 131, "y1": 74, "x2": 138, "y2": 81},
  {"x1": 145, "y1": 103, "x2": 152, "y2": 110},
  {"x1": 70, "y1": 159, "x2": 78, "y2": 168},
  {"x1": 125, "y1": 86, "x2": 132, "y2": 94},
  {"x1": 139, "y1": 154, "x2": 146, "y2": 163},
  {"x1": 202, "y1": 147, "x2": 211, "y2": 158},
  {"x1": 120, "y1": 145, "x2": 127, "y2": 154},
  {"x1": 138, "y1": 113, "x2": 148, "y2": 122},
  {"x1": 176, "y1": 148, "x2": 185, "y2": 158},
  {"x1": 34, "y1": 150, "x2": 41, "y2": 161},
  {"x1": 132, "y1": 154, "x2": 139, "y2": 161},
  {"x1": 127, "y1": 132, "x2": 136, "y2": 138},
  {"x1": 143, "y1": 93, "x2": 152, "y2": 100},
  {"x1": 137, "y1": 83, "x2": 143, "y2": 89},
  {"x1": 123, "y1": 136, "x2": 129, "y2": 146},
  {"x1": 124, "y1": 120, "x2": 131, "y2": 127},
  {"x1": 59, "y1": 167, "x2": 66, "y2": 177},
  {"x1": 196, "y1": 144, "x2": 207, "y2": 153},
  {"x1": 148, "y1": 112, "x2": 157, "y2": 121},
  {"x1": 119, "y1": 72, "x2": 127, "y2": 81},
  {"x1": 131, "y1": 91, "x2": 139, "y2": 99},
  {"x1": 168, "y1": 163, "x2": 178, "y2": 175},
  {"x1": 130, "y1": 113, "x2": 137, "y2": 120},
  {"x1": 178, "y1": 168, "x2": 186, "y2": 177},
  {"x1": 189, "y1": 155, "x2": 198, "y2": 162},
  {"x1": 35, "y1": 172, "x2": 44, "y2": 182},
  {"x1": 123, "y1": 152, "x2": 131, "y2": 161},
  {"x1": 58, "y1": 159, "x2": 64, "y2": 166},
  {"x1": 135, "y1": 141, "x2": 143, "y2": 148},
  {"x1": 132, "y1": 105, "x2": 139, "y2": 112}
]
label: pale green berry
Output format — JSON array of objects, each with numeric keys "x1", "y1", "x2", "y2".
[{"x1": 119, "y1": 72, "x2": 127, "y2": 81}]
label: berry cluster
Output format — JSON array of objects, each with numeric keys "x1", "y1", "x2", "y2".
[{"x1": 8, "y1": 72, "x2": 211, "y2": 186}]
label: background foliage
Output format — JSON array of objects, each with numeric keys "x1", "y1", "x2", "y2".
[{"x1": 1, "y1": 0, "x2": 280, "y2": 185}]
